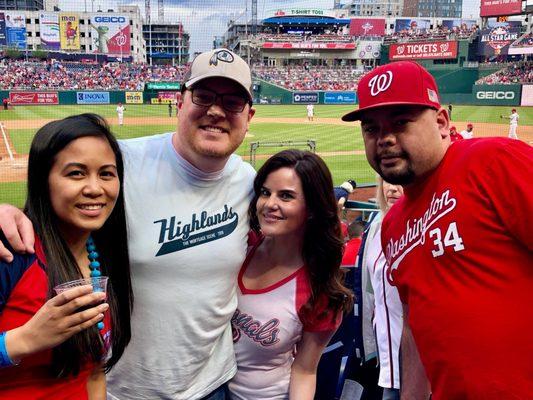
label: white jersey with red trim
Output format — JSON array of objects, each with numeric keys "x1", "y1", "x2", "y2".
[
  {"x1": 363, "y1": 213, "x2": 402, "y2": 390},
  {"x1": 229, "y1": 236, "x2": 338, "y2": 399}
]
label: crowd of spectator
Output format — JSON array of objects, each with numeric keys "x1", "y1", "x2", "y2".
[
  {"x1": 384, "y1": 24, "x2": 478, "y2": 44},
  {"x1": 0, "y1": 60, "x2": 187, "y2": 90},
  {"x1": 254, "y1": 32, "x2": 352, "y2": 43},
  {"x1": 475, "y1": 61, "x2": 533, "y2": 85},
  {"x1": 253, "y1": 65, "x2": 364, "y2": 91}
]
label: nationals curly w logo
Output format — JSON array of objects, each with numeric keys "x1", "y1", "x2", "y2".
[{"x1": 368, "y1": 71, "x2": 393, "y2": 96}]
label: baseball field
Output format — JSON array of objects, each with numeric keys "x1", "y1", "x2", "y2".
[{"x1": 1, "y1": 103, "x2": 532, "y2": 208}]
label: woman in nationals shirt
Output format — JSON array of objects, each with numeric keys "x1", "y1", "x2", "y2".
[
  {"x1": 0, "y1": 114, "x2": 132, "y2": 399},
  {"x1": 229, "y1": 150, "x2": 353, "y2": 399}
]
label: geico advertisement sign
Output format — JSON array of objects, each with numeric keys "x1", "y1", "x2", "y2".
[
  {"x1": 476, "y1": 91, "x2": 515, "y2": 100},
  {"x1": 94, "y1": 16, "x2": 126, "y2": 23}
]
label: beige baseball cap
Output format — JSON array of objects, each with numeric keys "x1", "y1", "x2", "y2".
[{"x1": 183, "y1": 48, "x2": 253, "y2": 101}]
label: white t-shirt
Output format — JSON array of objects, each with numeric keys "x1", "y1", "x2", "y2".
[
  {"x1": 363, "y1": 213, "x2": 402, "y2": 389},
  {"x1": 460, "y1": 130, "x2": 473, "y2": 139},
  {"x1": 116, "y1": 105, "x2": 125, "y2": 115},
  {"x1": 106, "y1": 132, "x2": 255, "y2": 400},
  {"x1": 229, "y1": 235, "x2": 339, "y2": 399},
  {"x1": 509, "y1": 113, "x2": 519, "y2": 125}
]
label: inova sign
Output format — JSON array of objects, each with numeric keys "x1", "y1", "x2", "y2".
[{"x1": 476, "y1": 91, "x2": 515, "y2": 99}]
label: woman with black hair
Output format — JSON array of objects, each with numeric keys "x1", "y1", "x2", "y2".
[
  {"x1": 229, "y1": 149, "x2": 353, "y2": 399},
  {"x1": 0, "y1": 113, "x2": 132, "y2": 399}
]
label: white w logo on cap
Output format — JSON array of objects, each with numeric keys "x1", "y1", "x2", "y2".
[{"x1": 368, "y1": 71, "x2": 393, "y2": 96}]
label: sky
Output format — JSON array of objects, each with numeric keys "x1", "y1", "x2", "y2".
[{"x1": 59, "y1": 0, "x2": 481, "y2": 54}]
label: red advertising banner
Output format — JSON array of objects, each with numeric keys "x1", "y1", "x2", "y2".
[
  {"x1": 262, "y1": 42, "x2": 356, "y2": 50},
  {"x1": 480, "y1": 0, "x2": 522, "y2": 17},
  {"x1": 349, "y1": 19, "x2": 386, "y2": 36},
  {"x1": 389, "y1": 41, "x2": 458, "y2": 60},
  {"x1": 9, "y1": 91, "x2": 59, "y2": 105}
]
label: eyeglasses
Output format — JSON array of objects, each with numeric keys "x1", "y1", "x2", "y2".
[{"x1": 190, "y1": 88, "x2": 250, "y2": 113}]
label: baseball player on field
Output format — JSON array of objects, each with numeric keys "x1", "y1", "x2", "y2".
[
  {"x1": 500, "y1": 108, "x2": 519, "y2": 139},
  {"x1": 459, "y1": 123, "x2": 473, "y2": 139},
  {"x1": 116, "y1": 102, "x2": 125, "y2": 126},
  {"x1": 306, "y1": 103, "x2": 314, "y2": 121},
  {"x1": 342, "y1": 61, "x2": 533, "y2": 399}
]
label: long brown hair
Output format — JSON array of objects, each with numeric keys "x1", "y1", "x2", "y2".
[
  {"x1": 249, "y1": 150, "x2": 353, "y2": 322},
  {"x1": 25, "y1": 114, "x2": 133, "y2": 376}
]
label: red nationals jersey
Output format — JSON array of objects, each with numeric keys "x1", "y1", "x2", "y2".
[
  {"x1": 0, "y1": 235, "x2": 111, "y2": 399},
  {"x1": 381, "y1": 138, "x2": 533, "y2": 399}
]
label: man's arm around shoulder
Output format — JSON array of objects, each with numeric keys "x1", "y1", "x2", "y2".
[{"x1": 0, "y1": 204, "x2": 35, "y2": 262}]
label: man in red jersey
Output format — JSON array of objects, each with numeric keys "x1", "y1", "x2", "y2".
[{"x1": 342, "y1": 61, "x2": 533, "y2": 399}]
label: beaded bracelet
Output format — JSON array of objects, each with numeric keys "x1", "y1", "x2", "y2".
[{"x1": 0, "y1": 331, "x2": 18, "y2": 368}]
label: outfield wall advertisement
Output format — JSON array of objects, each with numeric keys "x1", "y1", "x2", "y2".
[
  {"x1": 39, "y1": 12, "x2": 60, "y2": 50},
  {"x1": 324, "y1": 92, "x2": 356, "y2": 104},
  {"x1": 91, "y1": 14, "x2": 130, "y2": 57},
  {"x1": 390, "y1": 41, "x2": 457, "y2": 60},
  {"x1": 521, "y1": 85, "x2": 533, "y2": 107},
  {"x1": 480, "y1": 0, "x2": 522, "y2": 17},
  {"x1": 60, "y1": 13, "x2": 80, "y2": 50},
  {"x1": 473, "y1": 85, "x2": 521, "y2": 106},
  {"x1": 9, "y1": 92, "x2": 59, "y2": 105},
  {"x1": 125, "y1": 91, "x2": 143, "y2": 104},
  {"x1": 293, "y1": 92, "x2": 318, "y2": 104},
  {"x1": 76, "y1": 91, "x2": 110, "y2": 104},
  {"x1": 349, "y1": 18, "x2": 385, "y2": 36},
  {"x1": 5, "y1": 12, "x2": 26, "y2": 49}
]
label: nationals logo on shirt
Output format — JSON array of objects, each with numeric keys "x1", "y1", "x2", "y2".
[
  {"x1": 384, "y1": 189, "x2": 464, "y2": 281},
  {"x1": 231, "y1": 309, "x2": 281, "y2": 346}
]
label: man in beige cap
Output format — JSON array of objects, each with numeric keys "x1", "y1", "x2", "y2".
[{"x1": 0, "y1": 49, "x2": 256, "y2": 400}]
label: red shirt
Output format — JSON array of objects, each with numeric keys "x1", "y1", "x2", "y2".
[
  {"x1": 341, "y1": 237, "x2": 362, "y2": 267},
  {"x1": 381, "y1": 138, "x2": 533, "y2": 399},
  {"x1": 450, "y1": 132, "x2": 463, "y2": 142},
  {"x1": 0, "y1": 236, "x2": 111, "y2": 400}
]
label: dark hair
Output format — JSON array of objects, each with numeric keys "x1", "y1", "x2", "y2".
[
  {"x1": 24, "y1": 113, "x2": 133, "y2": 377},
  {"x1": 348, "y1": 220, "x2": 365, "y2": 239},
  {"x1": 249, "y1": 150, "x2": 353, "y2": 322}
]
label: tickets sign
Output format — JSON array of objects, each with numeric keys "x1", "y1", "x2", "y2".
[
  {"x1": 9, "y1": 92, "x2": 58, "y2": 105},
  {"x1": 389, "y1": 41, "x2": 458, "y2": 60}
]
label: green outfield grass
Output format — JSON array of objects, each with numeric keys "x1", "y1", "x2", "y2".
[{"x1": 1, "y1": 104, "x2": 531, "y2": 207}]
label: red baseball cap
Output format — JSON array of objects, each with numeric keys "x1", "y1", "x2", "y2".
[
  {"x1": 342, "y1": 61, "x2": 441, "y2": 122},
  {"x1": 450, "y1": 126, "x2": 457, "y2": 132},
  {"x1": 467, "y1": 123, "x2": 473, "y2": 128}
]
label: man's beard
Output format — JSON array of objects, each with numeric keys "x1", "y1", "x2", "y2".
[{"x1": 374, "y1": 155, "x2": 416, "y2": 185}]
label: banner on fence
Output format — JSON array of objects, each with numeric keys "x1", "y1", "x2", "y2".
[
  {"x1": 76, "y1": 91, "x2": 110, "y2": 104},
  {"x1": 324, "y1": 92, "x2": 357, "y2": 104},
  {"x1": 9, "y1": 92, "x2": 59, "y2": 105},
  {"x1": 125, "y1": 91, "x2": 143, "y2": 104},
  {"x1": 473, "y1": 84, "x2": 521, "y2": 106},
  {"x1": 293, "y1": 92, "x2": 319, "y2": 104},
  {"x1": 521, "y1": 85, "x2": 533, "y2": 107}
]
